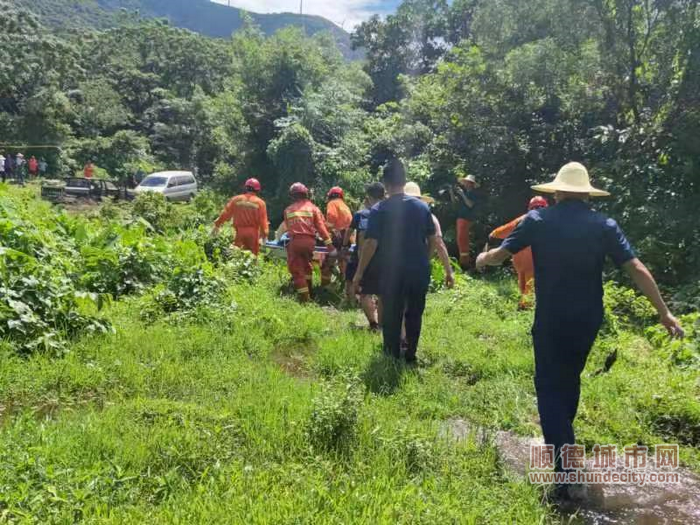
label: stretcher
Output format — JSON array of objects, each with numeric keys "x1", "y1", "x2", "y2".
[{"x1": 264, "y1": 234, "x2": 355, "y2": 264}]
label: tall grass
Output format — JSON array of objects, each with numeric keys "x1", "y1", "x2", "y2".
[{"x1": 0, "y1": 185, "x2": 697, "y2": 522}]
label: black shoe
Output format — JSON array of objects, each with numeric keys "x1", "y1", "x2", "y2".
[{"x1": 404, "y1": 353, "x2": 418, "y2": 366}]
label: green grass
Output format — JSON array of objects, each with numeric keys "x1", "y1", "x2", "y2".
[{"x1": 1, "y1": 239, "x2": 698, "y2": 522}]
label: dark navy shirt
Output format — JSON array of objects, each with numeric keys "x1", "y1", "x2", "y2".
[
  {"x1": 349, "y1": 208, "x2": 371, "y2": 262},
  {"x1": 351, "y1": 208, "x2": 371, "y2": 234},
  {"x1": 366, "y1": 194, "x2": 436, "y2": 275},
  {"x1": 502, "y1": 200, "x2": 636, "y2": 326},
  {"x1": 457, "y1": 189, "x2": 479, "y2": 221}
]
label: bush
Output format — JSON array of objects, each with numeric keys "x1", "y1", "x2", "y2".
[
  {"x1": 646, "y1": 313, "x2": 699, "y2": 370},
  {"x1": 603, "y1": 281, "x2": 656, "y2": 334},
  {"x1": 305, "y1": 376, "x2": 363, "y2": 453},
  {"x1": 139, "y1": 264, "x2": 237, "y2": 324}
]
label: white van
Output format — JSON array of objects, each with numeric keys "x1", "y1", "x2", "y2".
[{"x1": 134, "y1": 171, "x2": 198, "y2": 201}]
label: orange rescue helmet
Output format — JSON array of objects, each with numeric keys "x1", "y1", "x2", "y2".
[
  {"x1": 245, "y1": 178, "x2": 261, "y2": 192},
  {"x1": 327, "y1": 186, "x2": 344, "y2": 199},
  {"x1": 289, "y1": 182, "x2": 309, "y2": 197},
  {"x1": 528, "y1": 196, "x2": 549, "y2": 210}
]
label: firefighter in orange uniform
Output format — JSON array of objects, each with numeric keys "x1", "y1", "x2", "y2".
[
  {"x1": 283, "y1": 183, "x2": 336, "y2": 302},
  {"x1": 489, "y1": 196, "x2": 549, "y2": 309},
  {"x1": 211, "y1": 178, "x2": 269, "y2": 256},
  {"x1": 321, "y1": 186, "x2": 353, "y2": 286}
]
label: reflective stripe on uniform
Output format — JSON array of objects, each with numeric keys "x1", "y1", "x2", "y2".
[
  {"x1": 235, "y1": 200, "x2": 260, "y2": 209},
  {"x1": 287, "y1": 211, "x2": 314, "y2": 219},
  {"x1": 296, "y1": 287, "x2": 309, "y2": 294}
]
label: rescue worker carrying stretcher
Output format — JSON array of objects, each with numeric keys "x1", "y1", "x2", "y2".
[
  {"x1": 489, "y1": 196, "x2": 548, "y2": 309},
  {"x1": 322, "y1": 186, "x2": 353, "y2": 286},
  {"x1": 283, "y1": 183, "x2": 336, "y2": 302},
  {"x1": 211, "y1": 178, "x2": 269, "y2": 256}
]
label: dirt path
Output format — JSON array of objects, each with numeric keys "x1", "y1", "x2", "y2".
[{"x1": 443, "y1": 418, "x2": 700, "y2": 524}]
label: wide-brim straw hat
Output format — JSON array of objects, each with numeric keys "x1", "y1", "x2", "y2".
[
  {"x1": 405, "y1": 181, "x2": 435, "y2": 204},
  {"x1": 459, "y1": 174, "x2": 480, "y2": 188},
  {"x1": 531, "y1": 162, "x2": 610, "y2": 197}
]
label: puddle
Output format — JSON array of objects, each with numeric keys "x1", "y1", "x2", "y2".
[{"x1": 442, "y1": 419, "x2": 700, "y2": 524}]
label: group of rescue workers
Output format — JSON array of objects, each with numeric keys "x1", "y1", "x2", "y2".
[{"x1": 212, "y1": 159, "x2": 686, "y2": 501}]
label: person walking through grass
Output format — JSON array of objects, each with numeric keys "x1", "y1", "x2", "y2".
[
  {"x1": 282, "y1": 183, "x2": 336, "y2": 303},
  {"x1": 476, "y1": 162, "x2": 684, "y2": 499},
  {"x1": 343, "y1": 182, "x2": 386, "y2": 330},
  {"x1": 352, "y1": 159, "x2": 437, "y2": 363},
  {"x1": 322, "y1": 186, "x2": 353, "y2": 287},
  {"x1": 453, "y1": 174, "x2": 480, "y2": 269},
  {"x1": 488, "y1": 196, "x2": 549, "y2": 310},
  {"x1": 15, "y1": 153, "x2": 26, "y2": 186},
  {"x1": 211, "y1": 178, "x2": 269, "y2": 256}
]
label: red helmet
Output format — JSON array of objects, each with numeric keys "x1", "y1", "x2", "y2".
[
  {"x1": 289, "y1": 182, "x2": 309, "y2": 196},
  {"x1": 245, "y1": 178, "x2": 261, "y2": 192},
  {"x1": 529, "y1": 196, "x2": 549, "y2": 211},
  {"x1": 327, "y1": 186, "x2": 344, "y2": 199}
]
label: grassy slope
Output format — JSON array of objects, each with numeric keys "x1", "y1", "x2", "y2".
[{"x1": 1, "y1": 254, "x2": 698, "y2": 522}]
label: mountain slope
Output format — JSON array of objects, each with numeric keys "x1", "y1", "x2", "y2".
[{"x1": 15, "y1": 0, "x2": 360, "y2": 60}]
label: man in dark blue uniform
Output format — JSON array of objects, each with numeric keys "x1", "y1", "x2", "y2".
[
  {"x1": 477, "y1": 162, "x2": 684, "y2": 487},
  {"x1": 343, "y1": 182, "x2": 386, "y2": 329},
  {"x1": 352, "y1": 159, "x2": 437, "y2": 362}
]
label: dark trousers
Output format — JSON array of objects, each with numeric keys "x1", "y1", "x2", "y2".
[
  {"x1": 381, "y1": 271, "x2": 429, "y2": 360},
  {"x1": 532, "y1": 318, "x2": 601, "y2": 472}
]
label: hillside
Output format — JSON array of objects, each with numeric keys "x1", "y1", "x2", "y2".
[{"x1": 14, "y1": 0, "x2": 361, "y2": 60}]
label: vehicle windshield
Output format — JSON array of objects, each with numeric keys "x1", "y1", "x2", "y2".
[{"x1": 140, "y1": 176, "x2": 168, "y2": 187}]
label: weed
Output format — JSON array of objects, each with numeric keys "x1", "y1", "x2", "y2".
[{"x1": 306, "y1": 376, "x2": 364, "y2": 453}]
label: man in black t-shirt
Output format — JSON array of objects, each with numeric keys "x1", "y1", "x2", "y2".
[{"x1": 352, "y1": 159, "x2": 437, "y2": 362}]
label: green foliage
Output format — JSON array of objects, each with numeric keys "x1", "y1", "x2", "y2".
[
  {"x1": 306, "y1": 376, "x2": 363, "y2": 453},
  {"x1": 138, "y1": 265, "x2": 231, "y2": 324},
  {"x1": 646, "y1": 313, "x2": 700, "y2": 370},
  {"x1": 603, "y1": 281, "x2": 657, "y2": 331},
  {"x1": 0, "y1": 186, "x2": 255, "y2": 353}
]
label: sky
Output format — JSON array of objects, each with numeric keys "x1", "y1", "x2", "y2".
[{"x1": 212, "y1": 0, "x2": 401, "y2": 30}]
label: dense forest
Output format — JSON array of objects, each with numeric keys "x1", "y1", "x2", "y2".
[{"x1": 1, "y1": 0, "x2": 699, "y2": 292}]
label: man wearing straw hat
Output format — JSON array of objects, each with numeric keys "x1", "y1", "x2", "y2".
[
  {"x1": 454, "y1": 174, "x2": 480, "y2": 269},
  {"x1": 476, "y1": 162, "x2": 684, "y2": 490}
]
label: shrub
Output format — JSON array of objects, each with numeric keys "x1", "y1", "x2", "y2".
[
  {"x1": 305, "y1": 376, "x2": 363, "y2": 453},
  {"x1": 139, "y1": 264, "x2": 232, "y2": 323},
  {"x1": 131, "y1": 193, "x2": 180, "y2": 233},
  {"x1": 646, "y1": 313, "x2": 699, "y2": 370},
  {"x1": 602, "y1": 281, "x2": 656, "y2": 336}
]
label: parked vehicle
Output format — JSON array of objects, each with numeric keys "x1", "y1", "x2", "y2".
[
  {"x1": 40, "y1": 179, "x2": 66, "y2": 201},
  {"x1": 41, "y1": 177, "x2": 127, "y2": 202},
  {"x1": 133, "y1": 171, "x2": 198, "y2": 201},
  {"x1": 64, "y1": 178, "x2": 124, "y2": 200}
]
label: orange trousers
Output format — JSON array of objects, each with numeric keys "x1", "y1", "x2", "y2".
[
  {"x1": 514, "y1": 250, "x2": 535, "y2": 308},
  {"x1": 287, "y1": 235, "x2": 315, "y2": 295},
  {"x1": 234, "y1": 226, "x2": 260, "y2": 255},
  {"x1": 457, "y1": 218, "x2": 472, "y2": 267},
  {"x1": 321, "y1": 230, "x2": 346, "y2": 286}
]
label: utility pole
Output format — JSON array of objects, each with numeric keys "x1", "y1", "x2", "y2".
[{"x1": 300, "y1": 0, "x2": 306, "y2": 33}]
